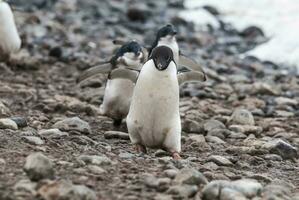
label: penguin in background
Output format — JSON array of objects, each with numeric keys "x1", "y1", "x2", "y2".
[
  {"x1": 0, "y1": 0, "x2": 21, "y2": 62},
  {"x1": 77, "y1": 41, "x2": 145, "y2": 126},
  {"x1": 114, "y1": 24, "x2": 206, "y2": 75},
  {"x1": 109, "y1": 46, "x2": 206, "y2": 159}
]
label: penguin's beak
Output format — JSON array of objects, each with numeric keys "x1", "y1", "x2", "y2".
[
  {"x1": 155, "y1": 58, "x2": 169, "y2": 71},
  {"x1": 171, "y1": 29, "x2": 177, "y2": 36}
]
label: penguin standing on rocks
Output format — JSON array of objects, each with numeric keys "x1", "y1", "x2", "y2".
[
  {"x1": 0, "y1": 0, "x2": 21, "y2": 62},
  {"x1": 110, "y1": 46, "x2": 206, "y2": 159},
  {"x1": 114, "y1": 24, "x2": 206, "y2": 74},
  {"x1": 77, "y1": 41, "x2": 145, "y2": 126}
]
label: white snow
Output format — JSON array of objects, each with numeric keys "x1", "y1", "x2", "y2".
[{"x1": 181, "y1": 0, "x2": 299, "y2": 68}]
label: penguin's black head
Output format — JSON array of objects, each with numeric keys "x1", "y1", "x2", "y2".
[
  {"x1": 111, "y1": 41, "x2": 144, "y2": 67},
  {"x1": 148, "y1": 24, "x2": 177, "y2": 57},
  {"x1": 156, "y1": 24, "x2": 177, "y2": 39},
  {"x1": 149, "y1": 46, "x2": 174, "y2": 71}
]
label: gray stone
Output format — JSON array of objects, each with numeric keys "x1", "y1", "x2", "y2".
[
  {"x1": 37, "y1": 179, "x2": 96, "y2": 200},
  {"x1": 208, "y1": 155, "x2": 233, "y2": 166},
  {"x1": 0, "y1": 158, "x2": 6, "y2": 165},
  {"x1": 78, "y1": 155, "x2": 112, "y2": 166},
  {"x1": 275, "y1": 97, "x2": 297, "y2": 106},
  {"x1": 23, "y1": 136, "x2": 44, "y2": 145},
  {"x1": 0, "y1": 101, "x2": 10, "y2": 116},
  {"x1": 263, "y1": 139, "x2": 298, "y2": 160},
  {"x1": 24, "y1": 153, "x2": 54, "y2": 181},
  {"x1": 87, "y1": 165, "x2": 106, "y2": 175},
  {"x1": 230, "y1": 109, "x2": 255, "y2": 126},
  {"x1": 38, "y1": 128, "x2": 69, "y2": 138},
  {"x1": 143, "y1": 173, "x2": 159, "y2": 188},
  {"x1": 104, "y1": 131, "x2": 129, "y2": 140},
  {"x1": 119, "y1": 152, "x2": 135, "y2": 159},
  {"x1": 0, "y1": 118, "x2": 18, "y2": 130},
  {"x1": 229, "y1": 125, "x2": 262, "y2": 135},
  {"x1": 183, "y1": 119, "x2": 203, "y2": 133},
  {"x1": 231, "y1": 179, "x2": 262, "y2": 198},
  {"x1": 13, "y1": 179, "x2": 37, "y2": 198},
  {"x1": 167, "y1": 184, "x2": 198, "y2": 198},
  {"x1": 53, "y1": 117, "x2": 91, "y2": 134},
  {"x1": 202, "y1": 179, "x2": 262, "y2": 200},
  {"x1": 220, "y1": 187, "x2": 247, "y2": 200},
  {"x1": 164, "y1": 169, "x2": 178, "y2": 179},
  {"x1": 188, "y1": 134, "x2": 210, "y2": 148},
  {"x1": 202, "y1": 180, "x2": 230, "y2": 200},
  {"x1": 174, "y1": 168, "x2": 208, "y2": 186},
  {"x1": 10, "y1": 117, "x2": 27, "y2": 128},
  {"x1": 204, "y1": 120, "x2": 226, "y2": 132},
  {"x1": 205, "y1": 135, "x2": 226, "y2": 144},
  {"x1": 207, "y1": 128, "x2": 230, "y2": 139}
]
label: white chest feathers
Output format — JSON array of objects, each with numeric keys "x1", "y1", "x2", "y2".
[
  {"x1": 127, "y1": 60, "x2": 181, "y2": 152},
  {"x1": 0, "y1": 1, "x2": 21, "y2": 54}
]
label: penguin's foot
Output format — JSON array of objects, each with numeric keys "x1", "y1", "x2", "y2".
[
  {"x1": 134, "y1": 144, "x2": 147, "y2": 154},
  {"x1": 172, "y1": 152, "x2": 181, "y2": 160}
]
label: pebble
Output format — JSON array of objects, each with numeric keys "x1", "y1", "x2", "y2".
[
  {"x1": 275, "y1": 97, "x2": 297, "y2": 106},
  {"x1": 182, "y1": 119, "x2": 203, "y2": 133},
  {"x1": 263, "y1": 139, "x2": 298, "y2": 160},
  {"x1": 204, "y1": 119, "x2": 226, "y2": 132},
  {"x1": 221, "y1": 187, "x2": 247, "y2": 200},
  {"x1": 53, "y1": 117, "x2": 91, "y2": 134},
  {"x1": 37, "y1": 179, "x2": 96, "y2": 200},
  {"x1": 167, "y1": 184, "x2": 198, "y2": 198},
  {"x1": 202, "y1": 179, "x2": 262, "y2": 200},
  {"x1": 231, "y1": 179, "x2": 262, "y2": 198},
  {"x1": 229, "y1": 125, "x2": 263, "y2": 135},
  {"x1": 24, "y1": 152, "x2": 54, "y2": 181},
  {"x1": 230, "y1": 108, "x2": 255, "y2": 125},
  {"x1": 104, "y1": 131, "x2": 130, "y2": 140},
  {"x1": 87, "y1": 165, "x2": 106, "y2": 175},
  {"x1": 0, "y1": 158, "x2": 6, "y2": 165},
  {"x1": 164, "y1": 169, "x2": 178, "y2": 179},
  {"x1": 143, "y1": 173, "x2": 159, "y2": 189},
  {"x1": 0, "y1": 101, "x2": 10, "y2": 116},
  {"x1": 13, "y1": 179, "x2": 37, "y2": 198},
  {"x1": 208, "y1": 155, "x2": 233, "y2": 166},
  {"x1": 119, "y1": 152, "x2": 135, "y2": 159},
  {"x1": 10, "y1": 117, "x2": 28, "y2": 128},
  {"x1": 78, "y1": 155, "x2": 112, "y2": 166},
  {"x1": 23, "y1": 136, "x2": 44, "y2": 145},
  {"x1": 38, "y1": 128, "x2": 69, "y2": 138},
  {"x1": 188, "y1": 134, "x2": 209, "y2": 147},
  {"x1": 205, "y1": 135, "x2": 226, "y2": 144},
  {"x1": 0, "y1": 118, "x2": 18, "y2": 130},
  {"x1": 173, "y1": 167, "x2": 208, "y2": 186}
]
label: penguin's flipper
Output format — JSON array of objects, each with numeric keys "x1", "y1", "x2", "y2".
[
  {"x1": 77, "y1": 63, "x2": 112, "y2": 83},
  {"x1": 178, "y1": 71, "x2": 206, "y2": 85},
  {"x1": 109, "y1": 68, "x2": 139, "y2": 83},
  {"x1": 178, "y1": 54, "x2": 205, "y2": 74}
]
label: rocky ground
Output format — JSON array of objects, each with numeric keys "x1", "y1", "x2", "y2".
[{"x1": 0, "y1": 0, "x2": 298, "y2": 199}]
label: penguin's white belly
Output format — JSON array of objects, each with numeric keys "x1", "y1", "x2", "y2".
[
  {"x1": 127, "y1": 61, "x2": 181, "y2": 152},
  {"x1": 100, "y1": 78, "x2": 134, "y2": 120},
  {"x1": 0, "y1": 2, "x2": 21, "y2": 54}
]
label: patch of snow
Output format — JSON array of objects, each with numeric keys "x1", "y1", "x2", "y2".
[{"x1": 181, "y1": 0, "x2": 299, "y2": 68}]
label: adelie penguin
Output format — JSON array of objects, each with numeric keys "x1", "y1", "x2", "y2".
[
  {"x1": 0, "y1": 0, "x2": 21, "y2": 62},
  {"x1": 110, "y1": 46, "x2": 206, "y2": 159},
  {"x1": 77, "y1": 41, "x2": 145, "y2": 126},
  {"x1": 114, "y1": 24, "x2": 206, "y2": 74}
]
